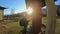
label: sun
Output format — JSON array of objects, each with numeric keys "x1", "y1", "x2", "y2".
[
  {"x1": 27, "y1": 7, "x2": 32, "y2": 14},
  {"x1": 25, "y1": 7, "x2": 32, "y2": 15}
]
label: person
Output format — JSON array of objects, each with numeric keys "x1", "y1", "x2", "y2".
[{"x1": 19, "y1": 17, "x2": 29, "y2": 34}]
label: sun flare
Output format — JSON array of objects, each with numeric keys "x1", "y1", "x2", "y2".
[
  {"x1": 25, "y1": 7, "x2": 32, "y2": 15},
  {"x1": 27, "y1": 7, "x2": 32, "y2": 14}
]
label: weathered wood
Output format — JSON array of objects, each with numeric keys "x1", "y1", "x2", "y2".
[
  {"x1": 25, "y1": 0, "x2": 57, "y2": 7},
  {"x1": 45, "y1": 0, "x2": 56, "y2": 34},
  {"x1": 0, "y1": 7, "x2": 6, "y2": 20},
  {"x1": 0, "y1": 9, "x2": 3, "y2": 20},
  {"x1": 25, "y1": 0, "x2": 43, "y2": 34},
  {"x1": 31, "y1": 2, "x2": 42, "y2": 34},
  {"x1": 25, "y1": 0, "x2": 57, "y2": 34}
]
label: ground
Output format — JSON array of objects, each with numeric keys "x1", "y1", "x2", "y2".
[
  {"x1": 42, "y1": 17, "x2": 60, "y2": 34},
  {"x1": 0, "y1": 17, "x2": 60, "y2": 34}
]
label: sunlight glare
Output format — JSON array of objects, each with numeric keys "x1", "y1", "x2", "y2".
[
  {"x1": 27, "y1": 7, "x2": 32, "y2": 14},
  {"x1": 25, "y1": 7, "x2": 32, "y2": 15}
]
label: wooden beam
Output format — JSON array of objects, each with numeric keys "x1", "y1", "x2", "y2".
[
  {"x1": 30, "y1": 1, "x2": 42, "y2": 34},
  {"x1": 45, "y1": 0, "x2": 56, "y2": 34},
  {"x1": 25, "y1": 0, "x2": 42, "y2": 34}
]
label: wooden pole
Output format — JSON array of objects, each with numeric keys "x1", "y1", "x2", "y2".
[
  {"x1": 25, "y1": 0, "x2": 42, "y2": 34},
  {"x1": 45, "y1": 0, "x2": 56, "y2": 34},
  {"x1": 0, "y1": 9, "x2": 3, "y2": 20},
  {"x1": 30, "y1": 1, "x2": 42, "y2": 34}
]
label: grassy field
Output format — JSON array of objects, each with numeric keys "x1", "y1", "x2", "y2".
[
  {"x1": 0, "y1": 21, "x2": 23, "y2": 34},
  {"x1": 42, "y1": 17, "x2": 60, "y2": 34},
  {"x1": 0, "y1": 17, "x2": 60, "y2": 34}
]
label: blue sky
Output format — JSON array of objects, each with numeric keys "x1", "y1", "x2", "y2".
[
  {"x1": 0, "y1": 0, "x2": 26, "y2": 15},
  {"x1": 0, "y1": 0, "x2": 60, "y2": 15}
]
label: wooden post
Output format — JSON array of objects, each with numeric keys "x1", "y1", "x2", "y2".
[
  {"x1": 31, "y1": 1, "x2": 42, "y2": 34},
  {"x1": 25, "y1": 0, "x2": 43, "y2": 34},
  {"x1": 45, "y1": 0, "x2": 56, "y2": 34},
  {"x1": 0, "y1": 7, "x2": 6, "y2": 20},
  {"x1": 0, "y1": 9, "x2": 3, "y2": 20}
]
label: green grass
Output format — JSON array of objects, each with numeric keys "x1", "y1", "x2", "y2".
[
  {"x1": 6, "y1": 21, "x2": 21, "y2": 34},
  {"x1": 6, "y1": 21, "x2": 24, "y2": 34},
  {"x1": 0, "y1": 17, "x2": 60, "y2": 34},
  {"x1": 42, "y1": 17, "x2": 60, "y2": 34},
  {"x1": 0, "y1": 21, "x2": 24, "y2": 34}
]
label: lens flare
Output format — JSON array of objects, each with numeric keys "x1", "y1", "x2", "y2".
[{"x1": 27, "y1": 7, "x2": 32, "y2": 14}]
